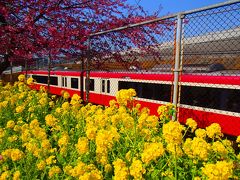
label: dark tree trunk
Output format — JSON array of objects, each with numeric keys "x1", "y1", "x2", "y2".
[
  {"x1": 0, "y1": 14, "x2": 7, "y2": 25},
  {"x1": 0, "y1": 13, "x2": 10, "y2": 74},
  {"x1": 0, "y1": 55, "x2": 10, "y2": 74}
]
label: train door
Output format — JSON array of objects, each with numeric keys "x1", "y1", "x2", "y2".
[
  {"x1": 61, "y1": 76, "x2": 68, "y2": 88},
  {"x1": 100, "y1": 78, "x2": 110, "y2": 105}
]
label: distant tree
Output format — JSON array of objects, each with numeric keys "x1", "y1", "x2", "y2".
[{"x1": 0, "y1": 0, "x2": 170, "y2": 73}]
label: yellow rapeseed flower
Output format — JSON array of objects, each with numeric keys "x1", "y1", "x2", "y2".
[
  {"x1": 10, "y1": 149, "x2": 24, "y2": 161},
  {"x1": 195, "y1": 128, "x2": 206, "y2": 139},
  {"x1": 76, "y1": 137, "x2": 89, "y2": 155},
  {"x1": 0, "y1": 128, "x2": 5, "y2": 138},
  {"x1": 157, "y1": 103, "x2": 175, "y2": 120},
  {"x1": 161, "y1": 170, "x2": 174, "y2": 178},
  {"x1": 109, "y1": 99, "x2": 117, "y2": 108},
  {"x1": 237, "y1": 153, "x2": 240, "y2": 160},
  {"x1": 46, "y1": 155, "x2": 56, "y2": 165},
  {"x1": 13, "y1": 170, "x2": 21, "y2": 180},
  {"x1": 41, "y1": 139, "x2": 51, "y2": 150},
  {"x1": 125, "y1": 151, "x2": 132, "y2": 162},
  {"x1": 186, "y1": 118, "x2": 197, "y2": 132},
  {"x1": 58, "y1": 132, "x2": 70, "y2": 147},
  {"x1": 183, "y1": 137, "x2": 210, "y2": 161},
  {"x1": 18, "y1": 74, "x2": 25, "y2": 82},
  {"x1": 86, "y1": 125, "x2": 97, "y2": 140},
  {"x1": 7, "y1": 135, "x2": 18, "y2": 142},
  {"x1": 113, "y1": 159, "x2": 129, "y2": 180},
  {"x1": 141, "y1": 142, "x2": 165, "y2": 164},
  {"x1": 45, "y1": 114, "x2": 58, "y2": 127},
  {"x1": 13, "y1": 125, "x2": 21, "y2": 132},
  {"x1": 79, "y1": 170, "x2": 103, "y2": 180},
  {"x1": 28, "y1": 107, "x2": 34, "y2": 112},
  {"x1": 0, "y1": 171, "x2": 10, "y2": 180},
  {"x1": 29, "y1": 119, "x2": 39, "y2": 129},
  {"x1": 206, "y1": 123, "x2": 223, "y2": 139},
  {"x1": 97, "y1": 154, "x2": 108, "y2": 166},
  {"x1": 202, "y1": 160, "x2": 233, "y2": 180},
  {"x1": 129, "y1": 158, "x2": 146, "y2": 179},
  {"x1": 70, "y1": 94, "x2": 82, "y2": 106},
  {"x1": 61, "y1": 91, "x2": 70, "y2": 99},
  {"x1": 62, "y1": 102, "x2": 70, "y2": 110},
  {"x1": 63, "y1": 165, "x2": 72, "y2": 176},
  {"x1": 236, "y1": 136, "x2": 240, "y2": 147},
  {"x1": 39, "y1": 97, "x2": 48, "y2": 105},
  {"x1": 0, "y1": 101, "x2": 8, "y2": 108},
  {"x1": 104, "y1": 164, "x2": 112, "y2": 173},
  {"x1": 70, "y1": 161, "x2": 86, "y2": 177},
  {"x1": 27, "y1": 77, "x2": 34, "y2": 85},
  {"x1": 212, "y1": 141, "x2": 228, "y2": 156},
  {"x1": 48, "y1": 166, "x2": 61, "y2": 178},
  {"x1": 162, "y1": 121, "x2": 184, "y2": 145},
  {"x1": 55, "y1": 107, "x2": 62, "y2": 114},
  {"x1": 6, "y1": 120, "x2": 15, "y2": 129},
  {"x1": 16, "y1": 105, "x2": 25, "y2": 113},
  {"x1": 37, "y1": 160, "x2": 46, "y2": 170},
  {"x1": 166, "y1": 143, "x2": 183, "y2": 157},
  {"x1": 116, "y1": 89, "x2": 136, "y2": 106}
]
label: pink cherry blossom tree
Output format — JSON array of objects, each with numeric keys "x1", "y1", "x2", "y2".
[{"x1": 0, "y1": 0, "x2": 168, "y2": 73}]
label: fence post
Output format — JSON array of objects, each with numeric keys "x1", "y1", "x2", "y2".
[
  {"x1": 85, "y1": 36, "x2": 91, "y2": 103},
  {"x1": 47, "y1": 55, "x2": 51, "y2": 91},
  {"x1": 10, "y1": 60, "x2": 13, "y2": 83},
  {"x1": 80, "y1": 57, "x2": 84, "y2": 102},
  {"x1": 172, "y1": 13, "x2": 183, "y2": 120},
  {"x1": 25, "y1": 59, "x2": 28, "y2": 78}
]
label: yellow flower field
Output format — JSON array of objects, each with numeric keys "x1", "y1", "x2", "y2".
[{"x1": 0, "y1": 77, "x2": 239, "y2": 179}]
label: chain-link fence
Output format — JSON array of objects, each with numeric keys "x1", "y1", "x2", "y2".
[
  {"x1": 86, "y1": 0, "x2": 240, "y2": 131},
  {"x1": 178, "y1": 2, "x2": 240, "y2": 127},
  {"x1": 87, "y1": 17, "x2": 176, "y2": 104}
]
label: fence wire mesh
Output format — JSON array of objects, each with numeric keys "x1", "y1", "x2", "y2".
[
  {"x1": 89, "y1": 18, "x2": 177, "y2": 104},
  {"x1": 179, "y1": 2, "x2": 240, "y2": 123},
  {"x1": 90, "y1": 19, "x2": 176, "y2": 72}
]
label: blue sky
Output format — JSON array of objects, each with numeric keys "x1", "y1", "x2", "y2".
[{"x1": 127, "y1": 0, "x2": 229, "y2": 16}]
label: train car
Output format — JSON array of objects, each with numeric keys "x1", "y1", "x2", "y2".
[{"x1": 25, "y1": 69, "x2": 240, "y2": 136}]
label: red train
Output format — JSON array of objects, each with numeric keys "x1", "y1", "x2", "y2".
[{"x1": 25, "y1": 69, "x2": 240, "y2": 136}]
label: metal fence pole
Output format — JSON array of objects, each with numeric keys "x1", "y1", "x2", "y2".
[
  {"x1": 47, "y1": 55, "x2": 51, "y2": 91},
  {"x1": 172, "y1": 14, "x2": 183, "y2": 119},
  {"x1": 37, "y1": 59, "x2": 40, "y2": 70},
  {"x1": 25, "y1": 59, "x2": 28, "y2": 78},
  {"x1": 10, "y1": 60, "x2": 13, "y2": 83},
  {"x1": 85, "y1": 37, "x2": 91, "y2": 103},
  {"x1": 80, "y1": 57, "x2": 84, "y2": 101}
]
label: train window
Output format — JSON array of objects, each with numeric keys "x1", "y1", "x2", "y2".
[
  {"x1": 153, "y1": 84, "x2": 171, "y2": 102},
  {"x1": 142, "y1": 83, "x2": 154, "y2": 99},
  {"x1": 226, "y1": 90, "x2": 240, "y2": 113},
  {"x1": 118, "y1": 81, "x2": 142, "y2": 97},
  {"x1": 71, "y1": 78, "x2": 79, "y2": 89},
  {"x1": 107, "y1": 80, "x2": 110, "y2": 93},
  {"x1": 181, "y1": 86, "x2": 240, "y2": 113},
  {"x1": 32, "y1": 75, "x2": 47, "y2": 84},
  {"x1": 89, "y1": 79, "x2": 95, "y2": 91},
  {"x1": 181, "y1": 86, "x2": 221, "y2": 109},
  {"x1": 118, "y1": 81, "x2": 171, "y2": 102},
  {"x1": 50, "y1": 77, "x2": 58, "y2": 86},
  {"x1": 62, "y1": 77, "x2": 64, "y2": 87},
  {"x1": 85, "y1": 79, "x2": 94, "y2": 91},
  {"x1": 102, "y1": 80, "x2": 105, "y2": 93},
  {"x1": 65, "y1": 77, "x2": 67, "y2": 87}
]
